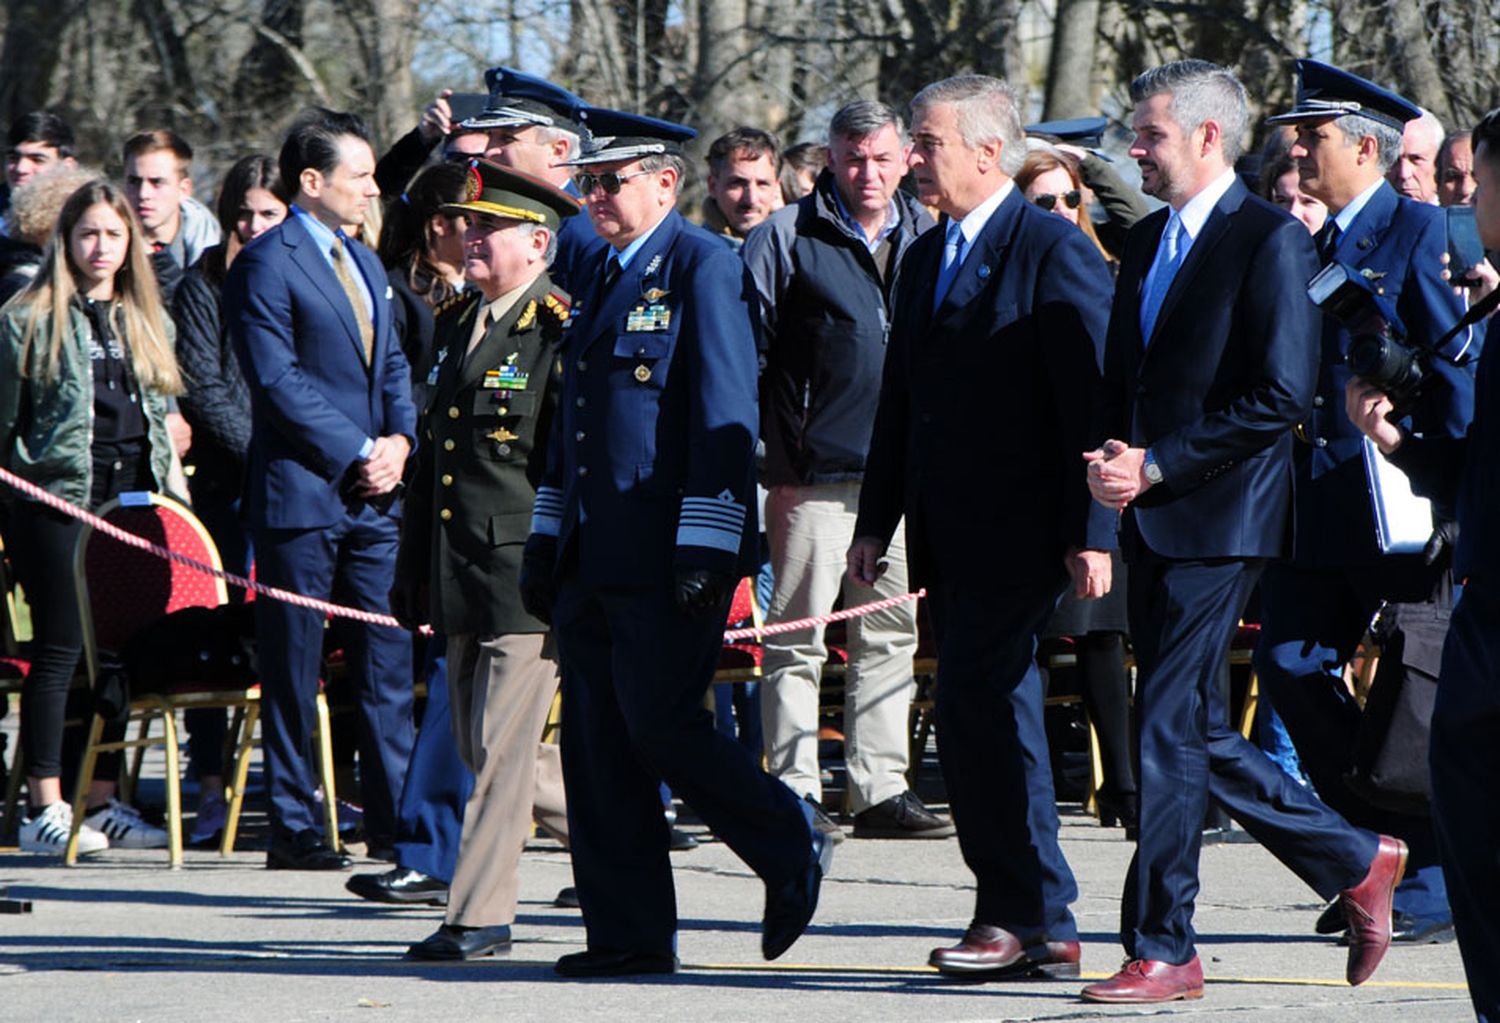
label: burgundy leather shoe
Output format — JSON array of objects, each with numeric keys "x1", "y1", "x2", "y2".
[
  {"x1": 929, "y1": 925, "x2": 1080, "y2": 979},
  {"x1": 1341, "y1": 834, "x2": 1408, "y2": 986},
  {"x1": 1080, "y1": 956, "x2": 1204, "y2": 1003}
]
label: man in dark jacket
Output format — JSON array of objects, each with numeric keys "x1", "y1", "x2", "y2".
[{"x1": 742, "y1": 100, "x2": 948, "y2": 841}]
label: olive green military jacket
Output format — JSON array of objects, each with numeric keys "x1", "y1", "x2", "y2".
[{"x1": 396, "y1": 273, "x2": 569, "y2": 635}]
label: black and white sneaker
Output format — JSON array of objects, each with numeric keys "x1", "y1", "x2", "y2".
[
  {"x1": 19, "y1": 801, "x2": 109, "y2": 855},
  {"x1": 82, "y1": 799, "x2": 169, "y2": 849}
]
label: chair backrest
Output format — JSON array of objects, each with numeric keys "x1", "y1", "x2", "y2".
[
  {"x1": 726, "y1": 576, "x2": 763, "y2": 630},
  {"x1": 73, "y1": 492, "x2": 228, "y2": 681}
]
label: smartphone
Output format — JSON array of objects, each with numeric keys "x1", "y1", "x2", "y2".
[{"x1": 1447, "y1": 206, "x2": 1486, "y2": 287}]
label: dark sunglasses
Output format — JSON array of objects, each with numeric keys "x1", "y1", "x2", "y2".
[
  {"x1": 1032, "y1": 190, "x2": 1082, "y2": 211},
  {"x1": 573, "y1": 169, "x2": 652, "y2": 196}
]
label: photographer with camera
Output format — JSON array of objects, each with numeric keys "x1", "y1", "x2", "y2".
[
  {"x1": 1346, "y1": 107, "x2": 1500, "y2": 1023},
  {"x1": 1253, "y1": 61, "x2": 1483, "y2": 945}
]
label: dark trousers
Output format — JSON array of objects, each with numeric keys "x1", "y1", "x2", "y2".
[
  {"x1": 1254, "y1": 561, "x2": 1450, "y2": 920},
  {"x1": 927, "y1": 576, "x2": 1078, "y2": 940},
  {"x1": 393, "y1": 636, "x2": 472, "y2": 883},
  {"x1": 1429, "y1": 582, "x2": 1500, "y2": 1023},
  {"x1": 1125, "y1": 552, "x2": 1376, "y2": 964},
  {"x1": 553, "y1": 578, "x2": 813, "y2": 955},
  {"x1": 252, "y1": 507, "x2": 414, "y2": 843}
]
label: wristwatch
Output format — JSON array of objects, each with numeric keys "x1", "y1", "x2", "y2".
[{"x1": 1143, "y1": 450, "x2": 1163, "y2": 485}]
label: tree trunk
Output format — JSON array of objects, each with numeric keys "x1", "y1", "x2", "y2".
[
  {"x1": 0, "y1": 0, "x2": 81, "y2": 122},
  {"x1": 1383, "y1": 0, "x2": 1451, "y2": 126},
  {"x1": 1043, "y1": 0, "x2": 1099, "y2": 119}
]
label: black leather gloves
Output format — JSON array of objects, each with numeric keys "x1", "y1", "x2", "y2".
[
  {"x1": 673, "y1": 567, "x2": 735, "y2": 617},
  {"x1": 520, "y1": 537, "x2": 560, "y2": 625}
]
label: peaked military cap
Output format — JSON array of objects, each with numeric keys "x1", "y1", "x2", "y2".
[
  {"x1": 443, "y1": 159, "x2": 581, "y2": 231},
  {"x1": 1266, "y1": 59, "x2": 1422, "y2": 132},
  {"x1": 563, "y1": 108, "x2": 698, "y2": 167},
  {"x1": 460, "y1": 67, "x2": 586, "y2": 135},
  {"x1": 1025, "y1": 116, "x2": 1108, "y2": 149}
]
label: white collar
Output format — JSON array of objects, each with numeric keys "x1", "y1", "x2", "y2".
[
  {"x1": 1333, "y1": 177, "x2": 1387, "y2": 235},
  {"x1": 1171, "y1": 168, "x2": 1237, "y2": 243},
  {"x1": 948, "y1": 179, "x2": 1014, "y2": 249}
]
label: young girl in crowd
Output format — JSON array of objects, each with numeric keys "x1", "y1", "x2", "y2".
[{"x1": 0, "y1": 180, "x2": 182, "y2": 854}]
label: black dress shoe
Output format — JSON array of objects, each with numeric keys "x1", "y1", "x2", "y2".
[
  {"x1": 851, "y1": 791, "x2": 955, "y2": 839},
  {"x1": 804, "y1": 795, "x2": 845, "y2": 844},
  {"x1": 346, "y1": 867, "x2": 449, "y2": 906},
  {"x1": 555, "y1": 948, "x2": 678, "y2": 977},
  {"x1": 762, "y1": 825, "x2": 834, "y2": 960},
  {"x1": 553, "y1": 886, "x2": 580, "y2": 909},
  {"x1": 267, "y1": 829, "x2": 352, "y2": 871},
  {"x1": 1392, "y1": 913, "x2": 1456, "y2": 944},
  {"x1": 669, "y1": 827, "x2": 699, "y2": 851},
  {"x1": 407, "y1": 924, "x2": 512, "y2": 961}
]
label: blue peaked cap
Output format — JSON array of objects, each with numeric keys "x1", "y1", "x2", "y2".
[
  {"x1": 461, "y1": 66, "x2": 586, "y2": 134},
  {"x1": 564, "y1": 107, "x2": 697, "y2": 166},
  {"x1": 1266, "y1": 60, "x2": 1421, "y2": 132}
]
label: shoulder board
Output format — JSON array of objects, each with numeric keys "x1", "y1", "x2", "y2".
[
  {"x1": 541, "y1": 288, "x2": 572, "y2": 322},
  {"x1": 433, "y1": 289, "x2": 480, "y2": 324}
]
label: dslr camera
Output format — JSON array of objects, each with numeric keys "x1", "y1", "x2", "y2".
[{"x1": 1307, "y1": 261, "x2": 1425, "y2": 412}]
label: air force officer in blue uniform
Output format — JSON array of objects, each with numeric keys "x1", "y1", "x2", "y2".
[
  {"x1": 520, "y1": 110, "x2": 828, "y2": 978},
  {"x1": 226, "y1": 109, "x2": 417, "y2": 869},
  {"x1": 1082, "y1": 62, "x2": 1404, "y2": 1004}
]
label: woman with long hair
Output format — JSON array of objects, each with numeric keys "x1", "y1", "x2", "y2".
[
  {"x1": 169, "y1": 154, "x2": 287, "y2": 845},
  {"x1": 0, "y1": 180, "x2": 182, "y2": 854},
  {"x1": 377, "y1": 160, "x2": 469, "y2": 386}
]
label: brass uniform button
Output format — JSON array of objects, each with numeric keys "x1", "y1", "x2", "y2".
[
  {"x1": 443, "y1": 439, "x2": 456, "y2": 451},
  {"x1": 497, "y1": 406, "x2": 509, "y2": 416},
  {"x1": 448, "y1": 406, "x2": 461, "y2": 419},
  {"x1": 440, "y1": 508, "x2": 453, "y2": 521},
  {"x1": 634, "y1": 364, "x2": 651, "y2": 383},
  {"x1": 441, "y1": 474, "x2": 453, "y2": 486}
]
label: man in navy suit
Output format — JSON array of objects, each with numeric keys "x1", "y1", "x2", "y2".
[
  {"x1": 519, "y1": 109, "x2": 828, "y2": 977},
  {"x1": 226, "y1": 108, "x2": 418, "y2": 870},
  {"x1": 1082, "y1": 61, "x2": 1405, "y2": 1003},
  {"x1": 1253, "y1": 60, "x2": 1479, "y2": 945},
  {"x1": 850, "y1": 74, "x2": 1115, "y2": 981},
  {"x1": 1347, "y1": 106, "x2": 1500, "y2": 1023}
]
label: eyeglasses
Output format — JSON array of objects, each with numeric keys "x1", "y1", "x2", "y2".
[
  {"x1": 573, "y1": 169, "x2": 653, "y2": 196},
  {"x1": 1031, "y1": 190, "x2": 1082, "y2": 211}
]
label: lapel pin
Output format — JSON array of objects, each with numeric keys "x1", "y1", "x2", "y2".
[{"x1": 977, "y1": 264, "x2": 991, "y2": 279}]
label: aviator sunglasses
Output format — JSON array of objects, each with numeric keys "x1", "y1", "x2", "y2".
[
  {"x1": 1032, "y1": 189, "x2": 1082, "y2": 211},
  {"x1": 573, "y1": 169, "x2": 654, "y2": 195}
]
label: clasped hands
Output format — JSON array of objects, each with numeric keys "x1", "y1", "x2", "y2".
[
  {"x1": 357, "y1": 435, "x2": 410, "y2": 497},
  {"x1": 1083, "y1": 439, "x2": 1151, "y2": 511}
]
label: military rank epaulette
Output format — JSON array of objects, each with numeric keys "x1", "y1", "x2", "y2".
[
  {"x1": 541, "y1": 288, "x2": 572, "y2": 323},
  {"x1": 433, "y1": 288, "x2": 481, "y2": 325}
]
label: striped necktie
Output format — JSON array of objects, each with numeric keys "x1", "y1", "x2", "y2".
[{"x1": 331, "y1": 235, "x2": 374, "y2": 365}]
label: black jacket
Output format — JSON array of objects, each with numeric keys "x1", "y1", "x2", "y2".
[
  {"x1": 742, "y1": 170, "x2": 934, "y2": 486},
  {"x1": 170, "y1": 245, "x2": 251, "y2": 496}
]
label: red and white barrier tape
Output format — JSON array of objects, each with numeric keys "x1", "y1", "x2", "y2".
[{"x1": 0, "y1": 466, "x2": 923, "y2": 641}]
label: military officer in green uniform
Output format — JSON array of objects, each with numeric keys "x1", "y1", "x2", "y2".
[{"x1": 391, "y1": 159, "x2": 580, "y2": 960}]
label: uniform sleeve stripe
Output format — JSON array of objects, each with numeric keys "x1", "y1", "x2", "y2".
[
  {"x1": 530, "y1": 513, "x2": 561, "y2": 536},
  {"x1": 531, "y1": 486, "x2": 564, "y2": 536},
  {"x1": 678, "y1": 509, "x2": 744, "y2": 527},
  {"x1": 677, "y1": 525, "x2": 743, "y2": 553}
]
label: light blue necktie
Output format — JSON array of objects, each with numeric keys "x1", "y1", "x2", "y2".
[
  {"x1": 932, "y1": 220, "x2": 966, "y2": 311},
  {"x1": 1138, "y1": 213, "x2": 1184, "y2": 343}
]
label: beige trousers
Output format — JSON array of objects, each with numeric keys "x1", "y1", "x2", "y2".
[
  {"x1": 759, "y1": 481, "x2": 918, "y2": 812},
  {"x1": 444, "y1": 631, "x2": 566, "y2": 927}
]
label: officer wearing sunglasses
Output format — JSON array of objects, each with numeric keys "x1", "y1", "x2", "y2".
[{"x1": 519, "y1": 107, "x2": 830, "y2": 978}]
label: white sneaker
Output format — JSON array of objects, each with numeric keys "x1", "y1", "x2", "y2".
[
  {"x1": 19, "y1": 801, "x2": 109, "y2": 855},
  {"x1": 81, "y1": 799, "x2": 170, "y2": 849}
]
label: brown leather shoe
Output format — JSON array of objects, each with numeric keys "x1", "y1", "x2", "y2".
[
  {"x1": 1081, "y1": 956, "x2": 1204, "y2": 1003},
  {"x1": 1341, "y1": 834, "x2": 1408, "y2": 986},
  {"x1": 929, "y1": 925, "x2": 1080, "y2": 978}
]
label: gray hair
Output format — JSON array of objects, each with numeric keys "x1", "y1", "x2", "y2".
[
  {"x1": 518, "y1": 221, "x2": 557, "y2": 267},
  {"x1": 1129, "y1": 60, "x2": 1249, "y2": 164},
  {"x1": 640, "y1": 152, "x2": 688, "y2": 195},
  {"x1": 911, "y1": 75, "x2": 1026, "y2": 176},
  {"x1": 1333, "y1": 113, "x2": 1403, "y2": 172},
  {"x1": 827, "y1": 100, "x2": 906, "y2": 147},
  {"x1": 533, "y1": 124, "x2": 580, "y2": 161}
]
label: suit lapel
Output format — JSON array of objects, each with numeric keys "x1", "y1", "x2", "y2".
[
  {"x1": 282, "y1": 215, "x2": 371, "y2": 368},
  {"x1": 579, "y1": 210, "x2": 681, "y2": 353},
  {"x1": 1143, "y1": 179, "x2": 1246, "y2": 354},
  {"x1": 430, "y1": 298, "x2": 482, "y2": 408},
  {"x1": 1339, "y1": 182, "x2": 1397, "y2": 268},
  {"x1": 931, "y1": 189, "x2": 1021, "y2": 327}
]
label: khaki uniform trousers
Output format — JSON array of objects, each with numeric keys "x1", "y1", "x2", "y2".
[
  {"x1": 760, "y1": 481, "x2": 919, "y2": 811},
  {"x1": 444, "y1": 631, "x2": 566, "y2": 928}
]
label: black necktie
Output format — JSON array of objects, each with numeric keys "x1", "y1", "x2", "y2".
[
  {"x1": 603, "y1": 256, "x2": 622, "y2": 290},
  {"x1": 1316, "y1": 221, "x2": 1342, "y2": 263}
]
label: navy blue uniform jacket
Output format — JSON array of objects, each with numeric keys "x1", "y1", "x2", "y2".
[
  {"x1": 1101, "y1": 179, "x2": 1319, "y2": 560},
  {"x1": 225, "y1": 213, "x2": 418, "y2": 530},
  {"x1": 530, "y1": 209, "x2": 760, "y2": 584},
  {"x1": 855, "y1": 186, "x2": 1115, "y2": 587}
]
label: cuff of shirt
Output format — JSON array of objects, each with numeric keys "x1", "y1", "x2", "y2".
[{"x1": 358, "y1": 437, "x2": 376, "y2": 460}]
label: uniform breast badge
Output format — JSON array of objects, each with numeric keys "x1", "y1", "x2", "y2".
[
  {"x1": 486, "y1": 351, "x2": 530, "y2": 390},
  {"x1": 486, "y1": 427, "x2": 520, "y2": 444}
]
